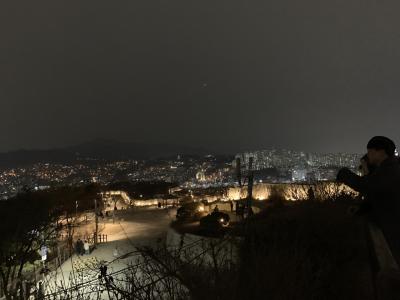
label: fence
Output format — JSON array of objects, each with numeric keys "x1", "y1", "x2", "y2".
[
  {"x1": 59, "y1": 233, "x2": 108, "y2": 243},
  {"x1": 82, "y1": 234, "x2": 108, "y2": 244}
]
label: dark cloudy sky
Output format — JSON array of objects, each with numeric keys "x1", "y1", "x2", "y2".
[{"x1": 0, "y1": 0, "x2": 398, "y2": 154}]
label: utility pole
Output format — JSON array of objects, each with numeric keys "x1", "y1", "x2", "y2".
[
  {"x1": 94, "y1": 197, "x2": 98, "y2": 247},
  {"x1": 112, "y1": 196, "x2": 116, "y2": 224},
  {"x1": 236, "y1": 157, "x2": 242, "y2": 186},
  {"x1": 247, "y1": 157, "x2": 254, "y2": 216}
]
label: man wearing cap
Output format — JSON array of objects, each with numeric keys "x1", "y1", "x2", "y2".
[{"x1": 337, "y1": 136, "x2": 400, "y2": 263}]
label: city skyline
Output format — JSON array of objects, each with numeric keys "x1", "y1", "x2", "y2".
[{"x1": 0, "y1": 146, "x2": 361, "y2": 200}]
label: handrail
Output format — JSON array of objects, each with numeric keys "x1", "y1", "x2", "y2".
[
  {"x1": 367, "y1": 222, "x2": 400, "y2": 299},
  {"x1": 368, "y1": 222, "x2": 399, "y2": 271}
]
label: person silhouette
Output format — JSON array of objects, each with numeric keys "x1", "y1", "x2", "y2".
[{"x1": 337, "y1": 136, "x2": 400, "y2": 263}]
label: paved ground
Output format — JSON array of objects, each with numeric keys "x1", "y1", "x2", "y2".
[{"x1": 42, "y1": 207, "x2": 177, "y2": 298}]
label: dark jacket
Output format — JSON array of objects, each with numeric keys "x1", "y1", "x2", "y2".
[
  {"x1": 337, "y1": 157, "x2": 400, "y2": 225},
  {"x1": 337, "y1": 156, "x2": 400, "y2": 260}
]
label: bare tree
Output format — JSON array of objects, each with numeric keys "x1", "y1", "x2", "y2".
[
  {"x1": 0, "y1": 193, "x2": 60, "y2": 299},
  {"x1": 41, "y1": 234, "x2": 239, "y2": 300}
]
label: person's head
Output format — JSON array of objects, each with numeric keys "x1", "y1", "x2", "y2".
[
  {"x1": 359, "y1": 154, "x2": 374, "y2": 175},
  {"x1": 367, "y1": 136, "x2": 396, "y2": 166}
]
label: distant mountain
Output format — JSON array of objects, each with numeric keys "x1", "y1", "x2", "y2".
[
  {"x1": 0, "y1": 149, "x2": 77, "y2": 168},
  {"x1": 67, "y1": 139, "x2": 208, "y2": 160},
  {"x1": 0, "y1": 139, "x2": 209, "y2": 168}
]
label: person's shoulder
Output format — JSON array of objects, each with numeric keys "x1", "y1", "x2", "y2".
[
  {"x1": 378, "y1": 158, "x2": 400, "y2": 180},
  {"x1": 382, "y1": 157, "x2": 400, "y2": 167},
  {"x1": 385, "y1": 158, "x2": 400, "y2": 173}
]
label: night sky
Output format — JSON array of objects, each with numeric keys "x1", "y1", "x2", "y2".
[{"x1": 0, "y1": 0, "x2": 399, "y2": 154}]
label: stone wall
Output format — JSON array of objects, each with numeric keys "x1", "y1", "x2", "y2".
[{"x1": 226, "y1": 182, "x2": 356, "y2": 201}]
